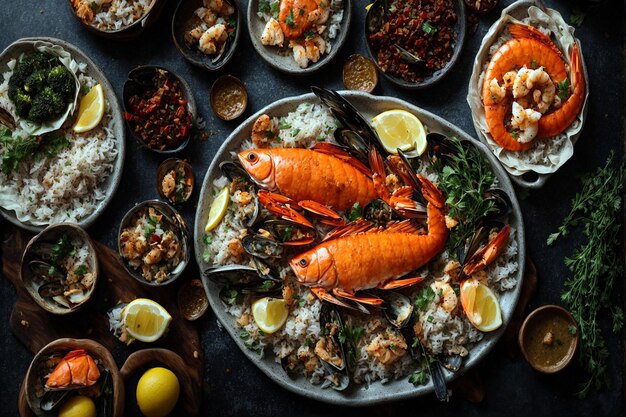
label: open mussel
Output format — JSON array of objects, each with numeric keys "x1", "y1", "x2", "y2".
[
  {"x1": 439, "y1": 354, "x2": 462, "y2": 373},
  {"x1": 379, "y1": 291, "x2": 413, "y2": 329},
  {"x1": 426, "y1": 132, "x2": 462, "y2": 165},
  {"x1": 430, "y1": 360, "x2": 450, "y2": 402},
  {"x1": 316, "y1": 303, "x2": 350, "y2": 391},
  {"x1": 363, "y1": 199, "x2": 394, "y2": 226},
  {"x1": 206, "y1": 264, "x2": 282, "y2": 298},
  {"x1": 460, "y1": 219, "x2": 507, "y2": 265},
  {"x1": 29, "y1": 260, "x2": 64, "y2": 281},
  {"x1": 242, "y1": 234, "x2": 284, "y2": 259},
  {"x1": 40, "y1": 390, "x2": 72, "y2": 412},
  {"x1": 220, "y1": 160, "x2": 261, "y2": 227},
  {"x1": 38, "y1": 282, "x2": 65, "y2": 298},
  {"x1": 365, "y1": 0, "x2": 387, "y2": 35},
  {"x1": 483, "y1": 188, "x2": 512, "y2": 220},
  {"x1": 333, "y1": 128, "x2": 370, "y2": 165},
  {"x1": 258, "y1": 219, "x2": 317, "y2": 246},
  {"x1": 394, "y1": 44, "x2": 424, "y2": 65}
]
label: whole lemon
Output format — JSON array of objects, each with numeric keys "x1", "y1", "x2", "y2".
[
  {"x1": 58, "y1": 395, "x2": 96, "y2": 417},
  {"x1": 136, "y1": 367, "x2": 180, "y2": 417}
]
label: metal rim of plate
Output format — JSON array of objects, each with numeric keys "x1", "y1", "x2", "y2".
[
  {"x1": 246, "y1": 0, "x2": 352, "y2": 75},
  {"x1": 468, "y1": 0, "x2": 589, "y2": 189},
  {"x1": 193, "y1": 91, "x2": 526, "y2": 406},
  {"x1": 0, "y1": 37, "x2": 126, "y2": 233}
]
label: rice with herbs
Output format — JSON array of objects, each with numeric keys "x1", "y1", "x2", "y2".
[
  {"x1": 203, "y1": 103, "x2": 519, "y2": 388},
  {"x1": 0, "y1": 59, "x2": 118, "y2": 226},
  {"x1": 92, "y1": 0, "x2": 155, "y2": 31}
]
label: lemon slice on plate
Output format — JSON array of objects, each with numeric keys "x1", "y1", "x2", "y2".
[
  {"x1": 371, "y1": 109, "x2": 427, "y2": 155},
  {"x1": 252, "y1": 297, "x2": 289, "y2": 334},
  {"x1": 73, "y1": 84, "x2": 105, "y2": 133},
  {"x1": 122, "y1": 298, "x2": 172, "y2": 343},
  {"x1": 460, "y1": 279, "x2": 503, "y2": 332},
  {"x1": 205, "y1": 186, "x2": 230, "y2": 232}
]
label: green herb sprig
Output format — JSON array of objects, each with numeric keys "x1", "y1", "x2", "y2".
[
  {"x1": 547, "y1": 152, "x2": 625, "y2": 397},
  {"x1": 0, "y1": 128, "x2": 70, "y2": 174},
  {"x1": 338, "y1": 325, "x2": 365, "y2": 369}
]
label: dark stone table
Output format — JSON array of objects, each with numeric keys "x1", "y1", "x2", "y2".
[{"x1": 1, "y1": 0, "x2": 624, "y2": 415}]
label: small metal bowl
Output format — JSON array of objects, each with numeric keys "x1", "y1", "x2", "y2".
[
  {"x1": 117, "y1": 200, "x2": 190, "y2": 287},
  {"x1": 342, "y1": 54, "x2": 379, "y2": 93},
  {"x1": 178, "y1": 279, "x2": 209, "y2": 321},
  {"x1": 122, "y1": 66, "x2": 197, "y2": 154},
  {"x1": 156, "y1": 158, "x2": 195, "y2": 204},
  {"x1": 172, "y1": 0, "x2": 242, "y2": 71},
  {"x1": 364, "y1": 0, "x2": 466, "y2": 89},
  {"x1": 210, "y1": 75, "x2": 248, "y2": 121},
  {"x1": 518, "y1": 305, "x2": 579, "y2": 374},
  {"x1": 20, "y1": 223, "x2": 99, "y2": 315},
  {"x1": 24, "y1": 338, "x2": 124, "y2": 417},
  {"x1": 66, "y1": 0, "x2": 167, "y2": 40}
]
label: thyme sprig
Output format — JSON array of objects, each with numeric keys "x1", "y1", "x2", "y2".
[{"x1": 547, "y1": 151, "x2": 625, "y2": 397}]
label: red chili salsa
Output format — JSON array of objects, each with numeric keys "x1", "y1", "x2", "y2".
[
  {"x1": 124, "y1": 70, "x2": 193, "y2": 151},
  {"x1": 368, "y1": 0, "x2": 457, "y2": 84}
]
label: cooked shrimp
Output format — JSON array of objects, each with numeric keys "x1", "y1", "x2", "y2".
[
  {"x1": 194, "y1": 7, "x2": 217, "y2": 26},
  {"x1": 510, "y1": 101, "x2": 542, "y2": 143},
  {"x1": 307, "y1": 1, "x2": 330, "y2": 25},
  {"x1": 278, "y1": 0, "x2": 324, "y2": 39},
  {"x1": 143, "y1": 247, "x2": 164, "y2": 265},
  {"x1": 199, "y1": 24, "x2": 227, "y2": 55},
  {"x1": 430, "y1": 280, "x2": 457, "y2": 312},
  {"x1": 293, "y1": 44, "x2": 309, "y2": 68},
  {"x1": 304, "y1": 36, "x2": 326, "y2": 63},
  {"x1": 261, "y1": 18, "x2": 285, "y2": 47},
  {"x1": 204, "y1": 0, "x2": 234, "y2": 15},
  {"x1": 251, "y1": 114, "x2": 277, "y2": 147},
  {"x1": 161, "y1": 172, "x2": 176, "y2": 197},
  {"x1": 365, "y1": 329, "x2": 407, "y2": 365}
]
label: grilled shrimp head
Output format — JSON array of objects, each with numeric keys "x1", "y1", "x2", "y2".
[
  {"x1": 290, "y1": 246, "x2": 337, "y2": 288},
  {"x1": 238, "y1": 150, "x2": 275, "y2": 188}
]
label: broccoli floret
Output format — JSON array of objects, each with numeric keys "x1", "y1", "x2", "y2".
[
  {"x1": 23, "y1": 70, "x2": 47, "y2": 95},
  {"x1": 8, "y1": 61, "x2": 34, "y2": 100},
  {"x1": 28, "y1": 87, "x2": 65, "y2": 123},
  {"x1": 47, "y1": 65, "x2": 75, "y2": 100},
  {"x1": 30, "y1": 52, "x2": 55, "y2": 71},
  {"x1": 12, "y1": 88, "x2": 32, "y2": 118}
]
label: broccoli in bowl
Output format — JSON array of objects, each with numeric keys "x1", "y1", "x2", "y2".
[{"x1": 8, "y1": 52, "x2": 76, "y2": 123}]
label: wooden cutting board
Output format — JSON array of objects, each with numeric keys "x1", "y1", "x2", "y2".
[{"x1": 2, "y1": 228, "x2": 204, "y2": 416}]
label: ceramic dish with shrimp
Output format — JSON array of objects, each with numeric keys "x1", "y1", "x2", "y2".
[
  {"x1": 194, "y1": 90, "x2": 525, "y2": 404},
  {"x1": 467, "y1": 0, "x2": 589, "y2": 188},
  {"x1": 247, "y1": 0, "x2": 352, "y2": 73}
]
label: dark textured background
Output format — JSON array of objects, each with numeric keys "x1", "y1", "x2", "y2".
[{"x1": 0, "y1": 0, "x2": 624, "y2": 416}]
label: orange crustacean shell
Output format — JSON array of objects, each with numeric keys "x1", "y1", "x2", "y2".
[{"x1": 45, "y1": 349, "x2": 101, "y2": 389}]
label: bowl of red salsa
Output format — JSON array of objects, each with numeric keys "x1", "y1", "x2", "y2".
[
  {"x1": 123, "y1": 66, "x2": 196, "y2": 153},
  {"x1": 365, "y1": 0, "x2": 466, "y2": 89}
]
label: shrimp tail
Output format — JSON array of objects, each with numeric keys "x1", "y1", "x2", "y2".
[{"x1": 508, "y1": 23, "x2": 563, "y2": 59}]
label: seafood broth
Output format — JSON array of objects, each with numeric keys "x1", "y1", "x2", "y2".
[{"x1": 522, "y1": 311, "x2": 576, "y2": 369}]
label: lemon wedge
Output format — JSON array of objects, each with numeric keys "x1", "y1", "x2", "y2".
[
  {"x1": 460, "y1": 279, "x2": 503, "y2": 332},
  {"x1": 371, "y1": 109, "x2": 427, "y2": 155},
  {"x1": 122, "y1": 298, "x2": 172, "y2": 343},
  {"x1": 205, "y1": 186, "x2": 230, "y2": 232},
  {"x1": 73, "y1": 84, "x2": 105, "y2": 133},
  {"x1": 252, "y1": 297, "x2": 288, "y2": 334}
]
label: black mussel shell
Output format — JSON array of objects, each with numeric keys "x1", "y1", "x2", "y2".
[
  {"x1": 334, "y1": 128, "x2": 370, "y2": 165},
  {"x1": 40, "y1": 390, "x2": 72, "y2": 412},
  {"x1": 258, "y1": 219, "x2": 317, "y2": 245},
  {"x1": 29, "y1": 260, "x2": 63, "y2": 281},
  {"x1": 242, "y1": 234, "x2": 284, "y2": 259},
  {"x1": 363, "y1": 199, "x2": 393, "y2": 226},
  {"x1": 440, "y1": 354, "x2": 462, "y2": 373},
  {"x1": 483, "y1": 188, "x2": 512, "y2": 220},
  {"x1": 460, "y1": 220, "x2": 506, "y2": 265},
  {"x1": 219, "y1": 160, "x2": 251, "y2": 183},
  {"x1": 430, "y1": 361, "x2": 450, "y2": 401},
  {"x1": 251, "y1": 257, "x2": 281, "y2": 282},
  {"x1": 205, "y1": 264, "x2": 260, "y2": 286},
  {"x1": 38, "y1": 282, "x2": 65, "y2": 298},
  {"x1": 365, "y1": 0, "x2": 386, "y2": 35},
  {"x1": 380, "y1": 290, "x2": 414, "y2": 328},
  {"x1": 426, "y1": 133, "x2": 461, "y2": 165}
]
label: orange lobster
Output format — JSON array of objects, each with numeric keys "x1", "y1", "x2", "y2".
[
  {"x1": 45, "y1": 349, "x2": 100, "y2": 389},
  {"x1": 482, "y1": 23, "x2": 585, "y2": 151},
  {"x1": 289, "y1": 174, "x2": 449, "y2": 308}
]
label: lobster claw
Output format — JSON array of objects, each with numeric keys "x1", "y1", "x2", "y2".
[
  {"x1": 299, "y1": 200, "x2": 346, "y2": 227},
  {"x1": 257, "y1": 190, "x2": 313, "y2": 227},
  {"x1": 463, "y1": 224, "x2": 510, "y2": 276}
]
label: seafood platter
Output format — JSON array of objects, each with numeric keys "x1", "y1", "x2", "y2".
[
  {"x1": 3, "y1": 0, "x2": 624, "y2": 414},
  {"x1": 195, "y1": 89, "x2": 525, "y2": 404}
]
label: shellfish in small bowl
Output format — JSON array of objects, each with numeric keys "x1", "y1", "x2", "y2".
[
  {"x1": 20, "y1": 223, "x2": 99, "y2": 315},
  {"x1": 118, "y1": 200, "x2": 191, "y2": 286},
  {"x1": 467, "y1": 0, "x2": 589, "y2": 188},
  {"x1": 24, "y1": 338, "x2": 124, "y2": 417}
]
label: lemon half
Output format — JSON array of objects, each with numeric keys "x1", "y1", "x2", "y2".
[
  {"x1": 122, "y1": 298, "x2": 172, "y2": 343},
  {"x1": 252, "y1": 297, "x2": 288, "y2": 334},
  {"x1": 73, "y1": 84, "x2": 105, "y2": 133},
  {"x1": 372, "y1": 109, "x2": 427, "y2": 155},
  {"x1": 205, "y1": 186, "x2": 230, "y2": 232},
  {"x1": 460, "y1": 279, "x2": 503, "y2": 332}
]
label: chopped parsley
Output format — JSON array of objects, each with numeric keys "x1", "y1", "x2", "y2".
[
  {"x1": 348, "y1": 202, "x2": 362, "y2": 221},
  {"x1": 51, "y1": 234, "x2": 76, "y2": 264},
  {"x1": 409, "y1": 369, "x2": 430, "y2": 386},
  {"x1": 223, "y1": 288, "x2": 244, "y2": 305},
  {"x1": 304, "y1": 30, "x2": 316, "y2": 40},
  {"x1": 278, "y1": 226, "x2": 293, "y2": 242},
  {"x1": 557, "y1": 78, "x2": 571, "y2": 100},
  {"x1": 422, "y1": 22, "x2": 437, "y2": 35},
  {"x1": 203, "y1": 234, "x2": 213, "y2": 245},
  {"x1": 339, "y1": 325, "x2": 365, "y2": 369},
  {"x1": 279, "y1": 121, "x2": 291, "y2": 129},
  {"x1": 260, "y1": 280, "x2": 275, "y2": 290},
  {"x1": 74, "y1": 265, "x2": 88, "y2": 276},
  {"x1": 299, "y1": 8, "x2": 305, "y2": 15},
  {"x1": 143, "y1": 216, "x2": 159, "y2": 238},
  {"x1": 286, "y1": 8, "x2": 296, "y2": 29},
  {"x1": 258, "y1": 0, "x2": 270, "y2": 14},
  {"x1": 291, "y1": 128, "x2": 300, "y2": 137},
  {"x1": 240, "y1": 330, "x2": 250, "y2": 340},
  {"x1": 414, "y1": 286, "x2": 435, "y2": 311},
  {"x1": 270, "y1": 1, "x2": 280, "y2": 18},
  {"x1": 510, "y1": 130, "x2": 519, "y2": 139}
]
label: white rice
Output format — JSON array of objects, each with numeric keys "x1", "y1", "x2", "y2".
[
  {"x1": 0, "y1": 59, "x2": 118, "y2": 226},
  {"x1": 93, "y1": 0, "x2": 154, "y2": 31}
]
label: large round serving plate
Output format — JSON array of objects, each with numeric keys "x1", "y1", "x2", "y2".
[
  {"x1": 194, "y1": 91, "x2": 525, "y2": 405},
  {"x1": 0, "y1": 37, "x2": 126, "y2": 232}
]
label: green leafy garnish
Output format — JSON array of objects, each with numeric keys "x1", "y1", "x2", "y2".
[
  {"x1": 304, "y1": 30, "x2": 316, "y2": 40},
  {"x1": 415, "y1": 286, "x2": 435, "y2": 311},
  {"x1": 409, "y1": 370, "x2": 429, "y2": 386},
  {"x1": 348, "y1": 203, "x2": 362, "y2": 221},
  {"x1": 258, "y1": 0, "x2": 270, "y2": 14},
  {"x1": 223, "y1": 288, "x2": 245, "y2": 305},
  {"x1": 278, "y1": 226, "x2": 293, "y2": 242},
  {"x1": 422, "y1": 22, "x2": 437, "y2": 35},
  {"x1": 240, "y1": 330, "x2": 250, "y2": 340},
  {"x1": 279, "y1": 121, "x2": 291, "y2": 130},
  {"x1": 339, "y1": 325, "x2": 365, "y2": 369},
  {"x1": 0, "y1": 129, "x2": 70, "y2": 174},
  {"x1": 530, "y1": 59, "x2": 538, "y2": 69},
  {"x1": 74, "y1": 265, "x2": 88, "y2": 276},
  {"x1": 434, "y1": 136, "x2": 496, "y2": 250},
  {"x1": 51, "y1": 234, "x2": 75, "y2": 264},
  {"x1": 270, "y1": 1, "x2": 280, "y2": 18},
  {"x1": 291, "y1": 128, "x2": 300, "y2": 137},
  {"x1": 547, "y1": 152, "x2": 625, "y2": 397},
  {"x1": 143, "y1": 215, "x2": 159, "y2": 238},
  {"x1": 510, "y1": 130, "x2": 519, "y2": 139},
  {"x1": 203, "y1": 234, "x2": 213, "y2": 245},
  {"x1": 286, "y1": 8, "x2": 296, "y2": 29},
  {"x1": 557, "y1": 78, "x2": 571, "y2": 100},
  {"x1": 260, "y1": 280, "x2": 275, "y2": 290}
]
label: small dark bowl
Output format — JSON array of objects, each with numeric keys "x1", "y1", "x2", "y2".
[
  {"x1": 178, "y1": 279, "x2": 208, "y2": 321},
  {"x1": 117, "y1": 200, "x2": 190, "y2": 287},
  {"x1": 66, "y1": 0, "x2": 167, "y2": 40},
  {"x1": 210, "y1": 75, "x2": 248, "y2": 121},
  {"x1": 172, "y1": 0, "x2": 242, "y2": 71},
  {"x1": 518, "y1": 305, "x2": 579, "y2": 374},
  {"x1": 156, "y1": 158, "x2": 195, "y2": 204},
  {"x1": 342, "y1": 54, "x2": 379, "y2": 93},
  {"x1": 122, "y1": 66, "x2": 197, "y2": 154},
  {"x1": 364, "y1": 0, "x2": 466, "y2": 90}
]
